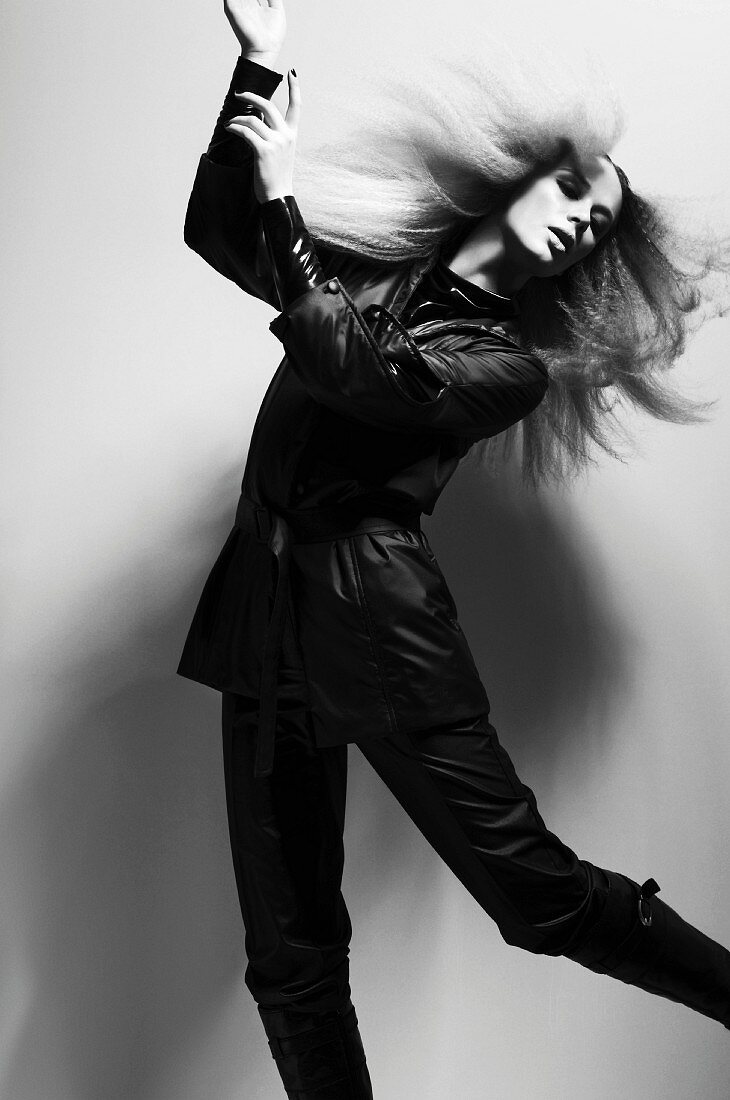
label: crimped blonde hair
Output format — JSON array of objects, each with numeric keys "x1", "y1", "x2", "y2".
[{"x1": 294, "y1": 37, "x2": 729, "y2": 483}]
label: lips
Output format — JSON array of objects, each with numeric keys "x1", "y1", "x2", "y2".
[{"x1": 548, "y1": 226, "x2": 574, "y2": 253}]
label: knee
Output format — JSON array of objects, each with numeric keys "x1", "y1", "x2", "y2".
[{"x1": 496, "y1": 921, "x2": 563, "y2": 956}]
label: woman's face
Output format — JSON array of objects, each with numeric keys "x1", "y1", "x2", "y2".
[{"x1": 502, "y1": 153, "x2": 623, "y2": 278}]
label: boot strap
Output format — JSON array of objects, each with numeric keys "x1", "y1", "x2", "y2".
[
  {"x1": 267, "y1": 1005, "x2": 362, "y2": 1061},
  {"x1": 638, "y1": 877, "x2": 661, "y2": 927},
  {"x1": 599, "y1": 879, "x2": 666, "y2": 977},
  {"x1": 564, "y1": 875, "x2": 663, "y2": 971}
]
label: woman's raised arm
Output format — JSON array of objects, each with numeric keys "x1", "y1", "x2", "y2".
[
  {"x1": 224, "y1": 0, "x2": 286, "y2": 73},
  {"x1": 183, "y1": 1, "x2": 288, "y2": 305}
]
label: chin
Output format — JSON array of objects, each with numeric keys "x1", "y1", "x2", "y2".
[
  {"x1": 514, "y1": 237, "x2": 565, "y2": 279},
  {"x1": 533, "y1": 250, "x2": 565, "y2": 276},
  {"x1": 529, "y1": 237, "x2": 560, "y2": 266},
  {"x1": 529, "y1": 258, "x2": 570, "y2": 282}
]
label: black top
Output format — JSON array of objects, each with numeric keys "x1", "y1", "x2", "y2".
[{"x1": 176, "y1": 53, "x2": 549, "y2": 756}]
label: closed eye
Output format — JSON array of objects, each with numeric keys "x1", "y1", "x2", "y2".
[
  {"x1": 557, "y1": 174, "x2": 612, "y2": 237},
  {"x1": 557, "y1": 178, "x2": 579, "y2": 200}
]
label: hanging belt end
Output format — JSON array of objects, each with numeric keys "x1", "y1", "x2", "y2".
[{"x1": 254, "y1": 698, "x2": 278, "y2": 779}]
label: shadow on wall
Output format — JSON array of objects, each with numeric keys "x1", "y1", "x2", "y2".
[
  {"x1": 0, "y1": 455, "x2": 633, "y2": 1100},
  {"x1": 428, "y1": 455, "x2": 632, "y2": 765},
  {"x1": 0, "y1": 464, "x2": 279, "y2": 1100}
]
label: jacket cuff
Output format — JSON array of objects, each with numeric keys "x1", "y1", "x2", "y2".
[
  {"x1": 259, "y1": 195, "x2": 327, "y2": 310},
  {"x1": 207, "y1": 55, "x2": 284, "y2": 167}
]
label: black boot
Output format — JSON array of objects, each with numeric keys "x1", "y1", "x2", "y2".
[
  {"x1": 257, "y1": 998, "x2": 374, "y2": 1099},
  {"x1": 562, "y1": 866, "x2": 730, "y2": 1029}
]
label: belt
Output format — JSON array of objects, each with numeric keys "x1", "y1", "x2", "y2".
[{"x1": 233, "y1": 496, "x2": 422, "y2": 778}]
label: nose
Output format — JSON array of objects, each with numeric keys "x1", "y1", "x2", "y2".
[{"x1": 568, "y1": 206, "x2": 592, "y2": 237}]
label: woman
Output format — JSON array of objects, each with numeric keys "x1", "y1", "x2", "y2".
[{"x1": 177, "y1": 1, "x2": 730, "y2": 1096}]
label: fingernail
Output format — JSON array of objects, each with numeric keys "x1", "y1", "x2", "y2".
[{"x1": 290, "y1": 68, "x2": 297, "y2": 77}]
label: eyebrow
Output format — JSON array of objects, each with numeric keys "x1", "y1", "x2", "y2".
[{"x1": 567, "y1": 167, "x2": 616, "y2": 226}]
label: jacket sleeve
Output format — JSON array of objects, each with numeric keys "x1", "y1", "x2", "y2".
[
  {"x1": 260, "y1": 195, "x2": 549, "y2": 439},
  {"x1": 183, "y1": 55, "x2": 287, "y2": 306}
]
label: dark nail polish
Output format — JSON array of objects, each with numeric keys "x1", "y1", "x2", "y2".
[{"x1": 291, "y1": 68, "x2": 297, "y2": 77}]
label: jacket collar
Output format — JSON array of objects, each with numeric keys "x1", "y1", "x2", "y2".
[
  {"x1": 435, "y1": 221, "x2": 521, "y2": 318},
  {"x1": 430, "y1": 254, "x2": 519, "y2": 319},
  {"x1": 397, "y1": 242, "x2": 520, "y2": 332}
]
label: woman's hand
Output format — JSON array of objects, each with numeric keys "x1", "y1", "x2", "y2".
[
  {"x1": 224, "y1": 0, "x2": 286, "y2": 67},
  {"x1": 225, "y1": 70, "x2": 301, "y2": 203}
]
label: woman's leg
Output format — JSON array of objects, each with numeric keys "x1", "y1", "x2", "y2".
[
  {"x1": 221, "y1": 608, "x2": 373, "y2": 1097},
  {"x1": 222, "y1": 690, "x2": 352, "y2": 1013},
  {"x1": 356, "y1": 714, "x2": 730, "y2": 1029}
]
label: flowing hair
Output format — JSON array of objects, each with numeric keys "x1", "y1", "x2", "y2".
[{"x1": 293, "y1": 38, "x2": 730, "y2": 484}]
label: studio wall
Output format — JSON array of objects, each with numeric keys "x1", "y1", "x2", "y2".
[{"x1": 1, "y1": 1, "x2": 729, "y2": 1096}]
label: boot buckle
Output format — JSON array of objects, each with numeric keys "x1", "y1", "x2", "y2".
[{"x1": 638, "y1": 877, "x2": 661, "y2": 927}]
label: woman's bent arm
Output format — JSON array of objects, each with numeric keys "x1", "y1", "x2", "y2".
[
  {"x1": 272, "y1": 278, "x2": 549, "y2": 439},
  {"x1": 183, "y1": 55, "x2": 285, "y2": 306},
  {"x1": 258, "y1": 194, "x2": 549, "y2": 439}
]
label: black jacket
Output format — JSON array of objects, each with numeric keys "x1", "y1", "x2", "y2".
[{"x1": 176, "y1": 56, "x2": 549, "y2": 776}]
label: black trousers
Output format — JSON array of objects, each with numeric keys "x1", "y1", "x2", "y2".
[{"x1": 221, "y1": 615, "x2": 613, "y2": 1016}]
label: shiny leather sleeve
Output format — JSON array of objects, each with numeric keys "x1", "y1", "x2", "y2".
[
  {"x1": 183, "y1": 56, "x2": 285, "y2": 306},
  {"x1": 207, "y1": 56, "x2": 284, "y2": 167},
  {"x1": 269, "y1": 269, "x2": 549, "y2": 439},
  {"x1": 259, "y1": 195, "x2": 328, "y2": 310}
]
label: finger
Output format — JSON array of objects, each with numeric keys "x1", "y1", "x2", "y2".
[
  {"x1": 284, "y1": 69, "x2": 301, "y2": 129},
  {"x1": 233, "y1": 90, "x2": 284, "y2": 130},
  {"x1": 224, "y1": 121, "x2": 267, "y2": 150},
  {"x1": 226, "y1": 115, "x2": 271, "y2": 141}
]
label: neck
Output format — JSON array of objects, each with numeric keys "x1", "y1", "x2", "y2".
[{"x1": 446, "y1": 218, "x2": 529, "y2": 298}]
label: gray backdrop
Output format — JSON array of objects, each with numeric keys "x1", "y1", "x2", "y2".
[{"x1": 1, "y1": 0, "x2": 729, "y2": 1097}]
